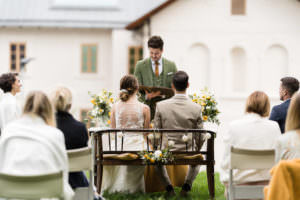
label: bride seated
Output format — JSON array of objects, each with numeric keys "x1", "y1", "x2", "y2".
[{"x1": 101, "y1": 75, "x2": 150, "y2": 193}]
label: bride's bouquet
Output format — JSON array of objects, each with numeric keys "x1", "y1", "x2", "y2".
[
  {"x1": 88, "y1": 89, "x2": 114, "y2": 126},
  {"x1": 189, "y1": 88, "x2": 220, "y2": 125}
]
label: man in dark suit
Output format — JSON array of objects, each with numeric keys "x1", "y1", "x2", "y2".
[{"x1": 270, "y1": 77, "x2": 299, "y2": 133}]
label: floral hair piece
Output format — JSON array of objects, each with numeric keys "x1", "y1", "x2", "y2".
[{"x1": 120, "y1": 89, "x2": 128, "y2": 93}]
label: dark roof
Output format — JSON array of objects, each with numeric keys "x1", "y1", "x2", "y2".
[{"x1": 126, "y1": 0, "x2": 176, "y2": 30}]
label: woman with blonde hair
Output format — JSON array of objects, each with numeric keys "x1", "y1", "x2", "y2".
[
  {"x1": 101, "y1": 74, "x2": 150, "y2": 193},
  {"x1": 220, "y1": 91, "x2": 281, "y2": 187},
  {"x1": 51, "y1": 86, "x2": 90, "y2": 190},
  {"x1": 0, "y1": 91, "x2": 73, "y2": 200},
  {"x1": 275, "y1": 92, "x2": 300, "y2": 162}
]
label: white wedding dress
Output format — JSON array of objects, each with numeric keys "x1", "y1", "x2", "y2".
[{"x1": 101, "y1": 99, "x2": 146, "y2": 193}]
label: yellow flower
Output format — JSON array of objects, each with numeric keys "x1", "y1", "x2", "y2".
[
  {"x1": 108, "y1": 112, "x2": 111, "y2": 117},
  {"x1": 201, "y1": 102, "x2": 206, "y2": 106},
  {"x1": 91, "y1": 99, "x2": 96, "y2": 105},
  {"x1": 109, "y1": 97, "x2": 114, "y2": 103},
  {"x1": 89, "y1": 116, "x2": 94, "y2": 119},
  {"x1": 160, "y1": 153, "x2": 163, "y2": 157},
  {"x1": 206, "y1": 96, "x2": 211, "y2": 100},
  {"x1": 149, "y1": 152, "x2": 153, "y2": 155},
  {"x1": 99, "y1": 109, "x2": 104, "y2": 113},
  {"x1": 193, "y1": 93, "x2": 197, "y2": 97},
  {"x1": 107, "y1": 120, "x2": 111, "y2": 124},
  {"x1": 202, "y1": 95, "x2": 206, "y2": 99},
  {"x1": 192, "y1": 99, "x2": 197, "y2": 103},
  {"x1": 149, "y1": 123, "x2": 154, "y2": 128},
  {"x1": 150, "y1": 158, "x2": 155, "y2": 163},
  {"x1": 144, "y1": 155, "x2": 147, "y2": 158},
  {"x1": 203, "y1": 115, "x2": 208, "y2": 121}
]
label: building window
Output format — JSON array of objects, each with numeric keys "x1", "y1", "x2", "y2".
[
  {"x1": 80, "y1": 109, "x2": 96, "y2": 129},
  {"x1": 128, "y1": 46, "x2": 143, "y2": 74},
  {"x1": 10, "y1": 43, "x2": 26, "y2": 72},
  {"x1": 81, "y1": 44, "x2": 97, "y2": 73},
  {"x1": 231, "y1": 0, "x2": 246, "y2": 15}
]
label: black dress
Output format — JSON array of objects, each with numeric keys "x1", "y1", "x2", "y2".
[{"x1": 56, "y1": 111, "x2": 89, "y2": 189}]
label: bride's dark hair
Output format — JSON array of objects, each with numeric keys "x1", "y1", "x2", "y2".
[{"x1": 120, "y1": 75, "x2": 139, "y2": 102}]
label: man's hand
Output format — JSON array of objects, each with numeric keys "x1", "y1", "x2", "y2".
[{"x1": 145, "y1": 90, "x2": 161, "y2": 100}]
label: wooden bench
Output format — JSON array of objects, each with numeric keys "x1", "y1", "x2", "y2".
[{"x1": 90, "y1": 128, "x2": 216, "y2": 199}]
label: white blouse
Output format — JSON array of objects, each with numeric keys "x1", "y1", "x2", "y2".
[
  {"x1": 275, "y1": 130, "x2": 300, "y2": 163},
  {"x1": 220, "y1": 113, "x2": 281, "y2": 183},
  {"x1": 0, "y1": 93, "x2": 21, "y2": 130},
  {"x1": 0, "y1": 115, "x2": 74, "y2": 200}
]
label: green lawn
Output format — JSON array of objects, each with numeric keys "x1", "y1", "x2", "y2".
[{"x1": 102, "y1": 172, "x2": 226, "y2": 200}]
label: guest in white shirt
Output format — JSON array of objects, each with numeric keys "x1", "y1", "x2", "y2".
[
  {"x1": 0, "y1": 91, "x2": 74, "y2": 200},
  {"x1": 220, "y1": 91, "x2": 281, "y2": 186},
  {"x1": 275, "y1": 92, "x2": 300, "y2": 162},
  {"x1": 0, "y1": 72, "x2": 22, "y2": 132}
]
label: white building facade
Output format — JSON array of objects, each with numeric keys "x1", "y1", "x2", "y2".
[
  {"x1": 127, "y1": 0, "x2": 300, "y2": 122},
  {"x1": 0, "y1": 0, "x2": 163, "y2": 123}
]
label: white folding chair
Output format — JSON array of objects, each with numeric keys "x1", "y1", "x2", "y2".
[
  {"x1": 0, "y1": 171, "x2": 64, "y2": 199},
  {"x1": 228, "y1": 146, "x2": 275, "y2": 200},
  {"x1": 67, "y1": 147, "x2": 94, "y2": 200}
]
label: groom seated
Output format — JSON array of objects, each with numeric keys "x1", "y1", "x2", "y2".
[{"x1": 153, "y1": 71, "x2": 204, "y2": 197}]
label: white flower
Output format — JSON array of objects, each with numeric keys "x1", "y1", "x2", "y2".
[
  {"x1": 148, "y1": 134, "x2": 154, "y2": 140},
  {"x1": 182, "y1": 135, "x2": 189, "y2": 142},
  {"x1": 154, "y1": 150, "x2": 162, "y2": 158},
  {"x1": 91, "y1": 109, "x2": 98, "y2": 116},
  {"x1": 168, "y1": 140, "x2": 175, "y2": 147},
  {"x1": 203, "y1": 133, "x2": 211, "y2": 140}
]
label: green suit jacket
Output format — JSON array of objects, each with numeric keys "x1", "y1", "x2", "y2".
[{"x1": 134, "y1": 57, "x2": 177, "y2": 88}]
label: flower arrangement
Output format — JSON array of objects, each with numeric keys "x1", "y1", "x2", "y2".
[
  {"x1": 189, "y1": 88, "x2": 220, "y2": 125},
  {"x1": 138, "y1": 149, "x2": 174, "y2": 165},
  {"x1": 88, "y1": 89, "x2": 114, "y2": 126}
]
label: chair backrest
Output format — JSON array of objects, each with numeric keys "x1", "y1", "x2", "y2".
[
  {"x1": 228, "y1": 147, "x2": 275, "y2": 200},
  {"x1": 67, "y1": 146, "x2": 92, "y2": 172},
  {"x1": 67, "y1": 146, "x2": 93, "y2": 200},
  {"x1": 230, "y1": 146, "x2": 275, "y2": 170},
  {"x1": 0, "y1": 171, "x2": 63, "y2": 199}
]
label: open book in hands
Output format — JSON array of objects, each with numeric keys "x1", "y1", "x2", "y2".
[{"x1": 139, "y1": 85, "x2": 174, "y2": 100}]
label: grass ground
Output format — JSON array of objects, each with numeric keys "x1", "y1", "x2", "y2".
[{"x1": 102, "y1": 172, "x2": 226, "y2": 200}]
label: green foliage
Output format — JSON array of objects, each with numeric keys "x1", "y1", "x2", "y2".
[{"x1": 103, "y1": 172, "x2": 225, "y2": 200}]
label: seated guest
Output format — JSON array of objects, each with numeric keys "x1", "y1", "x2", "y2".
[
  {"x1": 220, "y1": 91, "x2": 281, "y2": 187},
  {"x1": 275, "y1": 92, "x2": 300, "y2": 162},
  {"x1": 264, "y1": 159, "x2": 300, "y2": 200},
  {"x1": 0, "y1": 72, "x2": 22, "y2": 132},
  {"x1": 153, "y1": 71, "x2": 204, "y2": 197},
  {"x1": 270, "y1": 77, "x2": 299, "y2": 133},
  {"x1": 102, "y1": 75, "x2": 150, "y2": 193},
  {"x1": 51, "y1": 86, "x2": 89, "y2": 189},
  {"x1": 0, "y1": 91, "x2": 74, "y2": 200}
]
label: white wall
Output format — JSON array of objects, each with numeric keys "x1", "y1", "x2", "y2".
[
  {"x1": 146, "y1": 0, "x2": 300, "y2": 120},
  {"x1": 0, "y1": 27, "x2": 113, "y2": 118},
  {"x1": 143, "y1": 0, "x2": 300, "y2": 171}
]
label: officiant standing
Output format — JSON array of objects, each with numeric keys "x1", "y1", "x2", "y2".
[
  {"x1": 134, "y1": 35, "x2": 177, "y2": 119},
  {"x1": 135, "y1": 36, "x2": 187, "y2": 193}
]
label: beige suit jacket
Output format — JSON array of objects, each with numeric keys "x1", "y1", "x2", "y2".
[{"x1": 154, "y1": 95, "x2": 203, "y2": 151}]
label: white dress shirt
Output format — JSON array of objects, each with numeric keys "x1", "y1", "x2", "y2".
[
  {"x1": 151, "y1": 58, "x2": 162, "y2": 75},
  {"x1": 0, "y1": 92, "x2": 21, "y2": 131},
  {"x1": 0, "y1": 115, "x2": 74, "y2": 200},
  {"x1": 220, "y1": 113, "x2": 281, "y2": 183}
]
